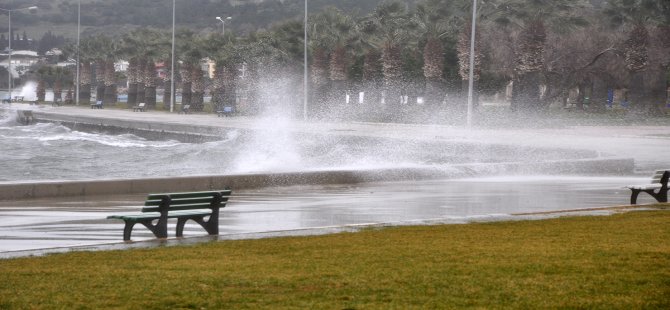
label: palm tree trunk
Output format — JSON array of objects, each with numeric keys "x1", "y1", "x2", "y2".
[
  {"x1": 180, "y1": 64, "x2": 192, "y2": 108},
  {"x1": 363, "y1": 50, "x2": 382, "y2": 106},
  {"x1": 95, "y1": 59, "x2": 105, "y2": 103},
  {"x1": 311, "y1": 48, "x2": 329, "y2": 113},
  {"x1": 457, "y1": 25, "x2": 481, "y2": 109},
  {"x1": 54, "y1": 80, "x2": 63, "y2": 102},
  {"x1": 213, "y1": 64, "x2": 225, "y2": 109},
  {"x1": 382, "y1": 43, "x2": 402, "y2": 106},
  {"x1": 223, "y1": 65, "x2": 236, "y2": 109},
  {"x1": 65, "y1": 87, "x2": 73, "y2": 104},
  {"x1": 36, "y1": 79, "x2": 46, "y2": 102},
  {"x1": 144, "y1": 60, "x2": 157, "y2": 108},
  {"x1": 163, "y1": 57, "x2": 172, "y2": 107},
  {"x1": 329, "y1": 46, "x2": 347, "y2": 104},
  {"x1": 191, "y1": 66, "x2": 205, "y2": 111},
  {"x1": 425, "y1": 37, "x2": 445, "y2": 106},
  {"x1": 625, "y1": 24, "x2": 650, "y2": 113},
  {"x1": 127, "y1": 58, "x2": 139, "y2": 106},
  {"x1": 136, "y1": 59, "x2": 146, "y2": 105},
  {"x1": 79, "y1": 61, "x2": 92, "y2": 104},
  {"x1": 511, "y1": 20, "x2": 546, "y2": 112},
  {"x1": 104, "y1": 60, "x2": 117, "y2": 104}
]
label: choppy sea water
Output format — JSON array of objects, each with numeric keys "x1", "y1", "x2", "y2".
[{"x1": 0, "y1": 107, "x2": 621, "y2": 182}]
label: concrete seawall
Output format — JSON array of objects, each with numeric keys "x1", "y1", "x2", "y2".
[{"x1": 0, "y1": 158, "x2": 634, "y2": 200}]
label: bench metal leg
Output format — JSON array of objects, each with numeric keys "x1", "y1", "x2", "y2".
[
  {"x1": 630, "y1": 189, "x2": 641, "y2": 205},
  {"x1": 176, "y1": 217, "x2": 191, "y2": 237},
  {"x1": 630, "y1": 188, "x2": 669, "y2": 205},
  {"x1": 176, "y1": 214, "x2": 219, "y2": 238},
  {"x1": 122, "y1": 219, "x2": 169, "y2": 241},
  {"x1": 121, "y1": 218, "x2": 168, "y2": 240},
  {"x1": 123, "y1": 221, "x2": 136, "y2": 241},
  {"x1": 140, "y1": 219, "x2": 168, "y2": 239},
  {"x1": 655, "y1": 189, "x2": 668, "y2": 203}
]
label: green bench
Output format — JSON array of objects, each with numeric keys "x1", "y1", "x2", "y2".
[
  {"x1": 626, "y1": 170, "x2": 669, "y2": 204},
  {"x1": 107, "y1": 190, "x2": 232, "y2": 241}
]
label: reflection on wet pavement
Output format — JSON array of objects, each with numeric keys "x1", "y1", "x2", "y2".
[{"x1": 0, "y1": 175, "x2": 648, "y2": 257}]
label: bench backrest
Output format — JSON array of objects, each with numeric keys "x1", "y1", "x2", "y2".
[
  {"x1": 182, "y1": 105, "x2": 190, "y2": 110},
  {"x1": 96, "y1": 100, "x2": 103, "y2": 105},
  {"x1": 651, "y1": 170, "x2": 670, "y2": 184},
  {"x1": 138, "y1": 102, "x2": 145, "y2": 107},
  {"x1": 141, "y1": 190, "x2": 231, "y2": 213}
]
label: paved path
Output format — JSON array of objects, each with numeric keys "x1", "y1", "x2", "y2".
[{"x1": 0, "y1": 176, "x2": 650, "y2": 258}]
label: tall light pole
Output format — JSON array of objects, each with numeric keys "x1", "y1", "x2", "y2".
[
  {"x1": 0, "y1": 5, "x2": 37, "y2": 102},
  {"x1": 466, "y1": 0, "x2": 478, "y2": 127},
  {"x1": 170, "y1": 0, "x2": 176, "y2": 112},
  {"x1": 75, "y1": 0, "x2": 80, "y2": 105},
  {"x1": 303, "y1": 0, "x2": 308, "y2": 121},
  {"x1": 215, "y1": 16, "x2": 231, "y2": 34}
]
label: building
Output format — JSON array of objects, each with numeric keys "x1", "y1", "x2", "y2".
[{"x1": 0, "y1": 50, "x2": 39, "y2": 77}]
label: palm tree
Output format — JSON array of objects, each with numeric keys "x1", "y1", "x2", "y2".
[
  {"x1": 604, "y1": 0, "x2": 670, "y2": 113},
  {"x1": 119, "y1": 32, "x2": 142, "y2": 106},
  {"x1": 174, "y1": 30, "x2": 198, "y2": 110},
  {"x1": 236, "y1": 29, "x2": 299, "y2": 115},
  {"x1": 204, "y1": 33, "x2": 242, "y2": 113},
  {"x1": 72, "y1": 36, "x2": 100, "y2": 105},
  {"x1": 357, "y1": 20, "x2": 383, "y2": 106},
  {"x1": 142, "y1": 30, "x2": 170, "y2": 108},
  {"x1": 120, "y1": 28, "x2": 170, "y2": 108},
  {"x1": 414, "y1": 0, "x2": 454, "y2": 106},
  {"x1": 52, "y1": 67, "x2": 71, "y2": 103},
  {"x1": 35, "y1": 66, "x2": 50, "y2": 102},
  {"x1": 104, "y1": 58, "x2": 117, "y2": 104},
  {"x1": 89, "y1": 35, "x2": 115, "y2": 104},
  {"x1": 489, "y1": 0, "x2": 586, "y2": 112},
  {"x1": 176, "y1": 31, "x2": 206, "y2": 111},
  {"x1": 365, "y1": 2, "x2": 413, "y2": 108}
]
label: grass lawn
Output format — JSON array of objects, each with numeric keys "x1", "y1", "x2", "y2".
[{"x1": 1, "y1": 208, "x2": 669, "y2": 309}]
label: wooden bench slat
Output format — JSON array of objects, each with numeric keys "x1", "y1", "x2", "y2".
[
  {"x1": 626, "y1": 184, "x2": 663, "y2": 190},
  {"x1": 107, "y1": 210, "x2": 212, "y2": 221},
  {"x1": 142, "y1": 202, "x2": 214, "y2": 212},
  {"x1": 146, "y1": 190, "x2": 230, "y2": 200},
  {"x1": 144, "y1": 197, "x2": 217, "y2": 207}
]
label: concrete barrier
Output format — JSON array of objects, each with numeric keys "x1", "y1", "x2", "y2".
[{"x1": 0, "y1": 158, "x2": 634, "y2": 200}]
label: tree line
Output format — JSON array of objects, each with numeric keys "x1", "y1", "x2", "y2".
[{"x1": 38, "y1": 0, "x2": 670, "y2": 120}]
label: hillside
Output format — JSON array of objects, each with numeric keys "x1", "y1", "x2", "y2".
[{"x1": 4, "y1": 0, "x2": 418, "y2": 40}]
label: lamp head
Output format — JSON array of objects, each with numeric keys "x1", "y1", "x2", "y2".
[{"x1": 28, "y1": 6, "x2": 38, "y2": 13}]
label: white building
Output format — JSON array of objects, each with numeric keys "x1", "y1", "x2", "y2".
[
  {"x1": 115, "y1": 60, "x2": 129, "y2": 72},
  {"x1": 0, "y1": 50, "x2": 39, "y2": 77}
]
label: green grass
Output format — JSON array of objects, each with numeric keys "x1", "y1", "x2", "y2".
[{"x1": 1, "y1": 208, "x2": 669, "y2": 309}]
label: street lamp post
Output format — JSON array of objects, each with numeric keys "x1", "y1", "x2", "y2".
[
  {"x1": 303, "y1": 0, "x2": 308, "y2": 121},
  {"x1": 215, "y1": 16, "x2": 231, "y2": 34},
  {"x1": 466, "y1": 0, "x2": 478, "y2": 127},
  {"x1": 75, "y1": 0, "x2": 80, "y2": 105},
  {"x1": 0, "y1": 5, "x2": 37, "y2": 102},
  {"x1": 170, "y1": 0, "x2": 175, "y2": 112}
]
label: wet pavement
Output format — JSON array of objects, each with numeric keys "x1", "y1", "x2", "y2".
[{"x1": 0, "y1": 175, "x2": 652, "y2": 258}]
